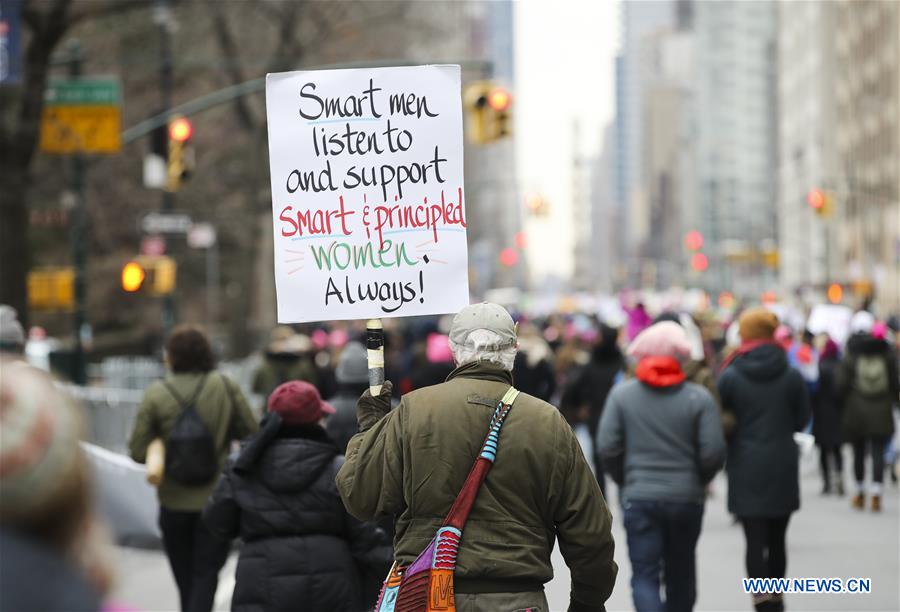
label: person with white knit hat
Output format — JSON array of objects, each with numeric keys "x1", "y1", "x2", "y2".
[
  {"x1": 838, "y1": 310, "x2": 899, "y2": 512},
  {"x1": 0, "y1": 358, "x2": 112, "y2": 610}
]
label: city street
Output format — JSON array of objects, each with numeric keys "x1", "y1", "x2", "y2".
[{"x1": 114, "y1": 451, "x2": 899, "y2": 612}]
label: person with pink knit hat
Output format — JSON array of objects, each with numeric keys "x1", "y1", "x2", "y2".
[{"x1": 597, "y1": 321, "x2": 726, "y2": 612}]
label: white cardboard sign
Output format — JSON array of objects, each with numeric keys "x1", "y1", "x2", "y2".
[{"x1": 265, "y1": 65, "x2": 469, "y2": 323}]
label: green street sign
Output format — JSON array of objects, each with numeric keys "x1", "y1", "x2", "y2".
[{"x1": 44, "y1": 78, "x2": 121, "y2": 106}]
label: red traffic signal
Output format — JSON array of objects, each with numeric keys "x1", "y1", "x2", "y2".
[
  {"x1": 807, "y1": 189, "x2": 826, "y2": 210},
  {"x1": 169, "y1": 117, "x2": 193, "y2": 143},
  {"x1": 499, "y1": 247, "x2": 519, "y2": 267},
  {"x1": 684, "y1": 230, "x2": 704, "y2": 251},
  {"x1": 690, "y1": 253, "x2": 709, "y2": 272},
  {"x1": 487, "y1": 88, "x2": 512, "y2": 112}
]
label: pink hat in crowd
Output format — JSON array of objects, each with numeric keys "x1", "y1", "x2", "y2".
[{"x1": 627, "y1": 321, "x2": 692, "y2": 361}]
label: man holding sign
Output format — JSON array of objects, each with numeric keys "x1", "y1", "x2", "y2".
[
  {"x1": 336, "y1": 303, "x2": 617, "y2": 612},
  {"x1": 266, "y1": 65, "x2": 616, "y2": 612}
]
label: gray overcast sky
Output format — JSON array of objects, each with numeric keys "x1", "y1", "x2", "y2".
[{"x1": 515, "y1": 0, "x2": 619, "y2": 281}]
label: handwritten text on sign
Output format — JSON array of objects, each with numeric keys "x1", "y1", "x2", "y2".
[{"x1": 265, "y1": 65, "x2": 469, "y2": 323}]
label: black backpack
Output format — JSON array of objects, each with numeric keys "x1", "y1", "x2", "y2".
[{"x1": 163, "y1": 374, "x2": 219, "y2": 486}]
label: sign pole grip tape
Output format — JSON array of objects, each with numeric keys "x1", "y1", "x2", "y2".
[{"x1": 366, "y1": 319, "x2": 385, "y2": 395}]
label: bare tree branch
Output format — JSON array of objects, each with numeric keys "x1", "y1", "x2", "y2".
[{"x1": 211, "y1": 8, "x2": 257, "y2": 130}]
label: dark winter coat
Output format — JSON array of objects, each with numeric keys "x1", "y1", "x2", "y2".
[
  {"x1": 717, "y1": 344, "x2": 810, "y2": 518},
  {"x1": 0, "y1": 530, "x2": 100, "y2": 612},
  {"x1": 203, "y1": 417, "x2": 391, "y2": 612},
  {"x1": 812, "y1": 354, "x2": 843, "y2": 447},
  {"x1": 837, "y1": 333, "x2": 898, "y2": 441},
  {"x1": 326, "y1": 384, "x2": 368, "y2": 453},
  {"x1": 561, "y1": 324, "x2": 624, "y2": 437}
]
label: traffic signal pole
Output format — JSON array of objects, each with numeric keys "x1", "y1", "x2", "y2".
[
  {"x1": 156, "y1": 0, "x2": 176, "y2": 335},
  {"x1": 69, "y1": 40, "x2": 88, "y2": 385}
]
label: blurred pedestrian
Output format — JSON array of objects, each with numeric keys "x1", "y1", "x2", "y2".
[
  {"x1": 0, "y1": 359, "x2": 114, "y2": 611},
  {"x1": 204, "y1": 381, "x2": 391, "y2": 612},
  {"x1": 513, "y1": 324, "x2": 557, "y2": 403},
  {"x1": 337, "y1": 303, "x2": 617, "y2": 612},
  {"x1": 561, "y1": 322, "x2": 625, "y2": 495},
  {"x1": 409, "y1": 332, "x2": 455, "y2": 391},
  {"x1": 597, "y1": 322, "x2": 726, "y2": 612},
  {"x1": 837, "y1": 311, "x2": 899, "y2": 512},
  {"x1": 129, "y1": 325, "x2": 258, "y2": 612},
  {"x1": 626, "y1": 302, "x2": 653, "y2": 342},
  {"x1": 0, "y1": 305, "x2": 25, "y2": 356},
  {"x1": 252, "y1": 326, "x2": 319, "y2": 413},
  {"x1": 718, "y1": 308, "x2": 810, "y2": 612},
  {"x1": 813, "y1": 337, "x2": 844, "y2": 495},
  {"x1": 325, "y1": 341, "x2": 370, "y2": 453}
]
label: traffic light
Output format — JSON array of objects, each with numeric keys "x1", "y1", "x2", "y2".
[
  {"x1": 121, "y1": 256, "x2": 176, "y2": 295},
  {"x1": 464, "y1": 81, "x2": 513, "y2": 144},
  {"x1": 807, "y1": 188, "x2": 833, "y2": 218},
  {"x1": 487, "y1": 87, "x2": 512, "y2": 139},
  {"x1": 167, "y1": 116, "x2": 194, "y2": 192},
  {"x1": 684, "y1": 230, "x2": 704, "y2": 252},
  {"x1": 690, "y1": 253, "x2": 709, "y2": 272},
  {"x1": 121, "y1": 261, "x2": 145, "y2": 292}
]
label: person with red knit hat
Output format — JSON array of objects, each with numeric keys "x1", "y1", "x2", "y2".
[
  {"x1": 204, "y1": 380, "x2": 390, "y2": 612},
  {"x1": 597, "y1": 321, "x2": 726, "y2": 612}
]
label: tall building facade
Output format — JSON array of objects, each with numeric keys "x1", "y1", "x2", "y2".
[
  {"x1": 777, "y1": 1, "x2": 840, "y2": 302},
  {"x1": 637, "y1": 27, "x2": 694, "y2": 288},
  {"x1": 693, "y1": 0, "x2": 778, "y2": 296},
  {"x1": 614, "y1": 0, "x2": 676, "y2": 284},
  {"x1": 833, "y1": 0, "x2": 900, "y2": 314}
]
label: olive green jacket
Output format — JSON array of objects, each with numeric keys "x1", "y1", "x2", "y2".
[
  {"x1": 129, "y1": 372, "x2": 258, "y2": 511},
  {"x1": 335, "y1": 361, "x2": 617, "y2": 612}
]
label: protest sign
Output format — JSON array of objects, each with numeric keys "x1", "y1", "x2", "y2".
[
  {"x1": 265, "y1": 65, "x2": 469, "y2": 323},
  {"x1": 807, "y1": 303, "x2": 854, "y2": 347}
]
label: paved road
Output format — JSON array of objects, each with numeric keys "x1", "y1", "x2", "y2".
[{"x1": 114, "y1": 451, "x2": 898, "y2": 611}]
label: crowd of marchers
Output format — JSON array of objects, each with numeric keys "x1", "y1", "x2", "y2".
[{"x1": 0, "y1": 297, "x2": 897, "y2": 612}]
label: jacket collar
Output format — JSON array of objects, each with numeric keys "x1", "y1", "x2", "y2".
[{"x1": 446, "y1": 360, "x2": 513, "y2": 385}]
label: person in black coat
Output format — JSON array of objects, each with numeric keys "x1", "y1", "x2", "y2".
[
  {"x1": 561, "y1": 323, "x2": 624, "y2": 495},
  {"x1": 204, "y1": 381, "x2": 391, "y2": 612},
  {"x1": 813, "y1": 337, "x2": 844, "y2": 495},
  {"x1": 717, "y1": 309, "x2": 810, "y2": 612}
]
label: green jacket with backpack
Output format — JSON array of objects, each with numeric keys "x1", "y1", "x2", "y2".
[
  {"x1": 838, "y1": 333, "x2": 899, "y2": 440},
  {"x1": 129, "y1": 372, "x2": 259, "y2": 511},
  {"x1": 335, "y1": 361, "x2": 617, "y2": 612}
]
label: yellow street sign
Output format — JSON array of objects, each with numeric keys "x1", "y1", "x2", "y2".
[
  {"x1": 40, "y1": 105, "x2": 121, "y2": 153},
  {"x1": 40, "y1": 78, "x2": 122, "y2": 154},
  {"x1": 28, "y1": 267, "x2": 75, "y2": 311}
]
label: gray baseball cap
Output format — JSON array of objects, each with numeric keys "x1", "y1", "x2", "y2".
[{"x1": 449, "y1": 302, "x2": 517, "y2": 349}]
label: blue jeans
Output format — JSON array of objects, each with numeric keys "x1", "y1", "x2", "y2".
[{"x1": 623, "y1": 499, "x2": 704, "y2": 612}]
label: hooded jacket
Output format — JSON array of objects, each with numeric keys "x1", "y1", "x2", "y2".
[
  {"x1": 596, "y1": 359, "x2": 725, "y2": 505},
  {"x1": 335, "y1": 361, "x2": 617, "y2": 612},
  {"x1": 837, "y1": 333, "x2": 898, "y2": 440},
  {"x1": 203, "y1": 417, "x2": 391, "y2": 612},
  {"x1": 718, "y1": 344, "x2": 810, "y2": 517}
]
